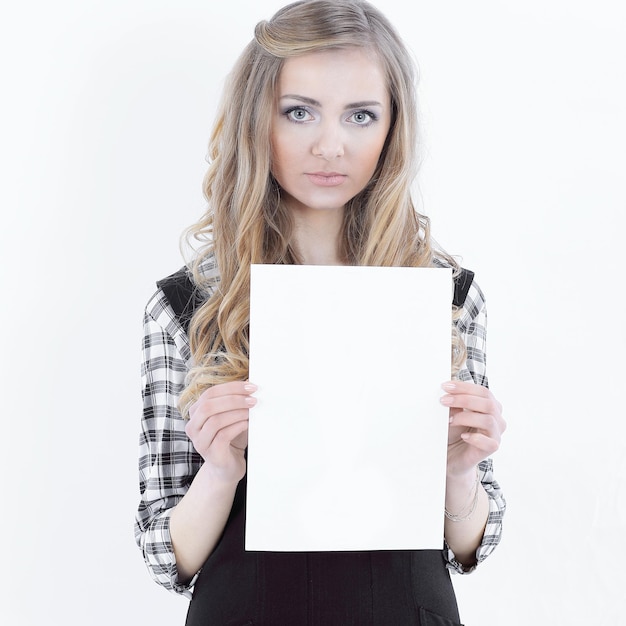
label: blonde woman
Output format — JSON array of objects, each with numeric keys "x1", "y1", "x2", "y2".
[{"x1": 136, "y1": 1, "x2": 506, "y2": 623}]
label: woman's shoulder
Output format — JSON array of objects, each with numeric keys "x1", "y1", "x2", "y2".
[
  {"x1": 452, "y1": 267, "x2": 475, "y2": 308},
  {"x1": 149, "y1": 256, "x2": 218, "y2": 335},
  {"x1": 431, "y1": 255, "x2": 487, "y2": 329},
  {"x1": 142, "y1": 269, "x2": 197, "y2": 365},
  {"x1": 431, "y1": 256, "x2": 480, "y2": 309},
  {"x1": 155, "y1": 266, "x2": 197, "y2": 326},
  {"x1": 460, "y1": 274, "x2": 486, "y2": 315},
  {"x1": 454, "y1": 273, "x2": 487, "y2": 338}
]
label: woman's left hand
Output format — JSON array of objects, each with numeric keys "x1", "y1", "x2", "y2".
[{"x1": 440, "y1": 381, "x2": 506, "y2": 477}]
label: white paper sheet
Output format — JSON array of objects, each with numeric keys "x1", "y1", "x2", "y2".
[{"x1": 246, "y1": 264, "x2": 452, "y2": 551}]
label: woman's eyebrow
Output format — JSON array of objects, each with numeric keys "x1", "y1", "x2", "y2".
[
  {"x1": 280, "y1": 94, "x2": 383, "y2": 109},
  {"x1": 280, "y1": 94, "x2": 321, "y2": 106}
]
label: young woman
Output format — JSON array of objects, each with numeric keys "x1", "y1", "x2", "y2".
[{"x1": 135, "y1": 1, "x2": 506, "y2": 624}]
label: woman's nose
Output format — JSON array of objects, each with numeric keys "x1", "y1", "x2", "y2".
[{"x1": 312, "y1": 124, "x2": 345, "y2": 160}]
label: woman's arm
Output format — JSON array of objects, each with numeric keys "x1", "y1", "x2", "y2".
[
  {"x1": 168, "y1": 464, "x2": 240, "y2": 583},
  {"x1": 440, "y1": 280, "x2": 506, "y2": 570},
  {"x1": 135, "y1": 292, "x2": 255, "y2": 594},
  {"x1": 440, "y1": 381, "x2": 505, "y2": 567},
  {"x1": 135, "y1": 302, "x2": 202, "y2": 596},
  {"x1": 169, "y1": 381, "x2": 256, "y2": 582}
]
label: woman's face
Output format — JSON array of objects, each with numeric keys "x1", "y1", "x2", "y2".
[{"x1": 271, "y1": 47, "x2": 391, "y2": 217}]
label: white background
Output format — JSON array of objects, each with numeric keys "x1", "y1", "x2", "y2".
[{"x1": 1, "y1": 1, "x2": 624, "y2": 624}]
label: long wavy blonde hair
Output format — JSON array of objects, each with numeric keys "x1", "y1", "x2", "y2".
[{"x1": 179, "y1": 0, "x2": 464, "y2": 418}]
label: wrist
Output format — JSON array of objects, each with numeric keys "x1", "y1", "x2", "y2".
[
  {"x1": 445, "y1": 466, "x2": 480, "y2": 521},
  {"x1": 195, "y1": 462, "x2": 242, "y2": 497},
  {"x1": 446, "y1": 466, "x2": 478, "y2": 492}
]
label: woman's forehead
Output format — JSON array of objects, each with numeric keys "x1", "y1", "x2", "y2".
[{"x1": 277, "y1": 48, "x2": 389, "y2": 102}]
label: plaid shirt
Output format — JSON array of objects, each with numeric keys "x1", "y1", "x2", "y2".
[{"x1": 134, "y1": 267, "x2": 506, "y2": 598}]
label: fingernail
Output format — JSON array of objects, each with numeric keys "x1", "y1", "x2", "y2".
[
  {"x1": 441, "y1": 382, "x2": 456, "y2": 392},
  {"x1": 244, "y1": 383, "x2": 258, "y2": 392},
  {"x1": 245, "y1": 397, "x2": 257, "y2": 406},
  {"x1": 440, "y1": 395, "x2": 453, "y2": 406}
]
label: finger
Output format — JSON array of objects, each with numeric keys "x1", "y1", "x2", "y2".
[
  {"x1": 441, "y1": 381, "x2": 491, "y2": 398},
  {"x1": 450, "y1": 404, "x2": 500, "y2": 433},
  {"x1": 203, "y1": 420, "x2": 250, "y2": 469},
  {"x1": 201, "y1": 380, "x2": 258, "y2": 400},
  {"x1": 193, "y1": 393, "x2": 256, "y2": 420},
  {"x1": 188, "y1": 393, "x2": 256, "y2": 431},
  {"x1": 211, "y1": 418, "x2": 250, "y2": 452},
  {"x1": 449, "y1": 410, "x2": 500, "y2": 437},
  {"x1": 443, "y1": 381, "x2": 503, "y2": 416},
  {"x1": 188, "y1": 410, "x2": 250, "y2": 454},
  {"x1": 460, "y1": 431, "x2": 500, "y2": 455},
  {"x1": 440, "y1": 393, "x2": 499, "y2": 417},
  {"x1": 189, "y1": 381, "x2": 258, "y2": 418},
  {"x1": 185, "y1": 407, "x2": 250, "y2": 441}
]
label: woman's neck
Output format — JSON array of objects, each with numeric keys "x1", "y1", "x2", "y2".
[{"x1": 291, "y1": 207, "x2": 344, "y2": 266}]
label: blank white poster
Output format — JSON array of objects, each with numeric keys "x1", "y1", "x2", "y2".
[{"x1": 246, "y1": 264, "x2": 452, "y2": 551}]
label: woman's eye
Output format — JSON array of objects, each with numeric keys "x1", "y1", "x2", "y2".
[
  {"x1": 348, "y1": 110, "x2": 376, "y2": 126},
  {"x1": 285, "y1": 107, "x2": 313, "y2": 122}
]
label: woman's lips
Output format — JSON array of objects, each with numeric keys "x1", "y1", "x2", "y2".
[{"x1": 305, "y1": 172, "x2": 347, "y2": 187}]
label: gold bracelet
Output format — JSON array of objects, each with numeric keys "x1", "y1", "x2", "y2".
[{"x1": 445, "y1": 468, "x2": 480, "y2": 522}]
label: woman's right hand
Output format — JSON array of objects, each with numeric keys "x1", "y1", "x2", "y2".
[{"x1": 185, "y1": 380, "x2": 257, "y2": 483}]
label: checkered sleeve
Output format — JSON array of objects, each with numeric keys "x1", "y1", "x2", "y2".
[
  {"x1": 134, "y1": 289, "x2": 203, "y2": 598},
  {"x1": 445, "y1": 279, "x2": 506, "y2": 574}
]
